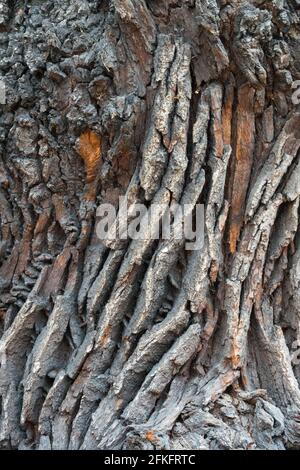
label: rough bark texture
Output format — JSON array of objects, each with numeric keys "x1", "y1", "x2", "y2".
[{"x1": 1, "y1": 0, "x2": 300, "y2": 451}]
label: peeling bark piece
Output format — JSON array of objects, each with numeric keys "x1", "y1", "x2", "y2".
[{"x1": 228, "y1": 84, "x2": 255, "y2": 253}]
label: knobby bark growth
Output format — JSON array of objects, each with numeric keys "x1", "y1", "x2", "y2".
[{"x1": 1, "y1": 0, "x2": 300, "y2": 450}]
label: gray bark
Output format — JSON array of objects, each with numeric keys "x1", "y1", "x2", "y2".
[{"x1": 1, "y1": 0, "x2": 300, "y2": 450}]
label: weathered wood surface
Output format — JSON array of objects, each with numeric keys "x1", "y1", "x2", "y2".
[{"x1": 0, "y1": 0, "x2": 300, "y2": 450}]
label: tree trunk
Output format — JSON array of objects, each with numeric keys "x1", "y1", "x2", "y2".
[{"x1": 1, "y1": 0, "x2": 300, "y2": 451}]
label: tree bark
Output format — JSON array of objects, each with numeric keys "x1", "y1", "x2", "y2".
[{"x1": 1, "y1": 0, "x2": 300, "y2": 450}]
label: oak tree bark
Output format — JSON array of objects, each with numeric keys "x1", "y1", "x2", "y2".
[{"x1": 1, "y1": 0, "x2": 300, "y2": 450}]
